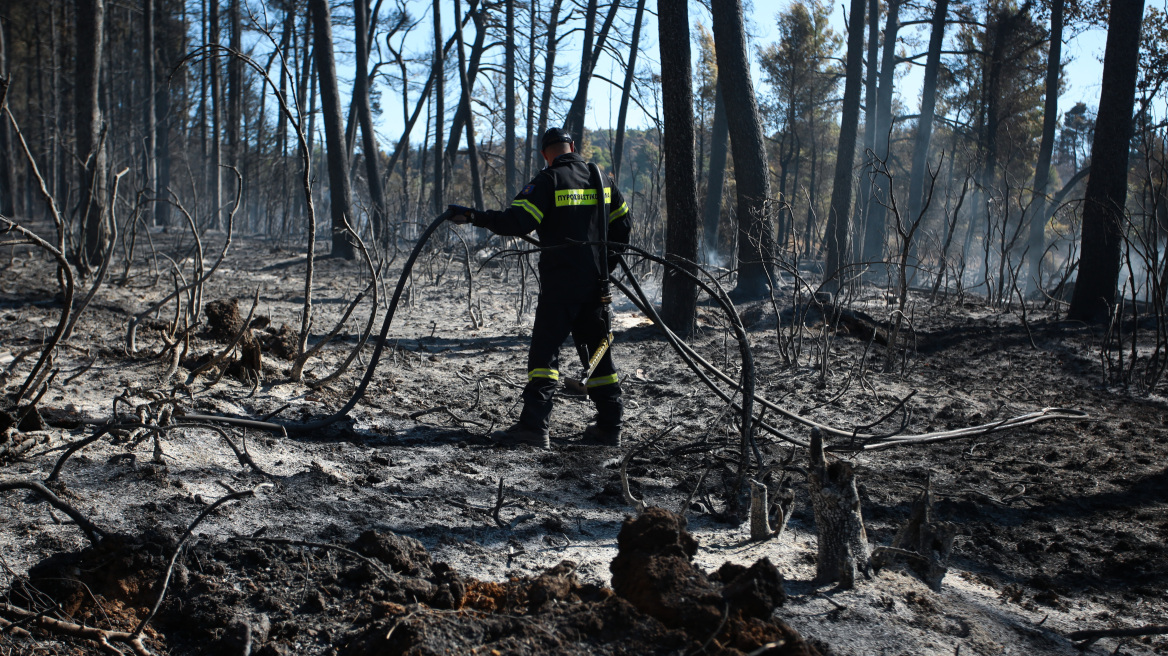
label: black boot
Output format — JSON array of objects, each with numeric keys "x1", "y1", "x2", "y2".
[{"x1": 490, "y1": 423, "x2": 551, "y2": 449}]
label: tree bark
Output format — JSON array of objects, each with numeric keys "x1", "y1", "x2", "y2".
[
  {"x1": 702, "y1": 80, "x2": 728, "y2": 262},
  {"x1": 535, "y1": 0, "x2": 564, "y2": 170},
  {"x1": 309, "y1": 0, "x2": 356, "y2": 259},
  {"x1": 823, "y1": 0, "x2": 867, "y2": 291},
  {"x1": 860, "y1": 0, "x2": 900, "y2": 265},
  {"x1": 711, "y1": 0, "x2": 774, "y2": 299},
  {"x1": 505, "y1": 0, "x2": 516, "y2": 196},
  {"x1": 76, "y1": 0, "x2": 108, "y2": 267},
  {"x1": 563, "y1": 0, "x2": 620, "y2": 145},
  {"x1": 612, "y1": 0, "x2": 647, "y2": 184},
  {"x1": 1026, "y1": 0, "x2": 1062, "y2": 292},
  {"x1": 354, "y1": 0, "x2": 387, "y2": 241},
  {"x1": 432, "y1": 0, "x2": 444, "y2": 214},
  {"x1": 658, "y1": 0, "x2": 700, "y2": 337},
  {"x1": 1068, "y1": 0, "x2": 1145, "y2": 322},
  {"x1": 905, "y1": 0, "x2": 948, "y2": 235}
]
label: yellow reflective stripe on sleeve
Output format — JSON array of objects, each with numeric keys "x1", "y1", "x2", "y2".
[
  {"x1": 585, "y1": 373, "x2": 619, "y2": 387},
  {"x1": 608, "y1": 201, "x2": 629, "y2": 222},
  {"x1": 512, "y1": 198, "x2": 544, "y2": 222},
  {"x1": 528, "y1": 368, "x2": 559, "y2": 381},
  {"x1": 554, "y1": 187, "x2": 613, "y2": 207}
]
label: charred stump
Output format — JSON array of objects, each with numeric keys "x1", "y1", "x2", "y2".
[
  {"x1": 807, "y1": 428, "x2": 870, "y2": 588},
  {"x1": 749, "y1": 478, "x2": 795, "y2": 541},
  {"x1": 871, "y1": 476, "x2": 956, "y2": 591}
]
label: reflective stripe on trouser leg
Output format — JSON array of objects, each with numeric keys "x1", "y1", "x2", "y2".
[
  {"x1": 520, "y1": 300, "x2": 576, "y2": 431},
  {"x1": 571, "y1": 298, "x2": 623, "y2": 429}
]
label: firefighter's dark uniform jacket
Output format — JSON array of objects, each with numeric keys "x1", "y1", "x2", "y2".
[{"x1": 473, "y1": 151, "x2": 632, "y2": 431}]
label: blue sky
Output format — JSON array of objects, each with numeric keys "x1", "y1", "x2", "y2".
[{"x1": 351, "y1": 0, "x2": 1113, "y2": 150}]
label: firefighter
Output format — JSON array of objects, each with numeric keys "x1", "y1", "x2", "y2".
[{"x1": 445, "y1": 128, "x2": 632, "y2": 448}]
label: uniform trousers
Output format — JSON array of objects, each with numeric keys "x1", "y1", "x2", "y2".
[{"x1": 518, "y1": 293, "x2": 623, "y2": 431}]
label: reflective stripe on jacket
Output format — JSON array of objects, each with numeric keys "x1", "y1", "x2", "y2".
[{"x1": 477, "y1": 152, "x2": 632, "y2": 301}]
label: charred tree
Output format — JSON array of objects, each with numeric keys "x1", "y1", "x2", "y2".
[
  {"x1": 823, "y1": 0, "x2": 867, "y2": 291},
  {"x1": 432, "y1": 0, "x2": 444, "y2": 213},
  {"x1": 0, "y1": 17, "x2": 14, "y2": 218},
  {"x1": 445, "y1": 3, "x2": 486, "y2": 161},
  {"x1": 309, "y1": 0, "x2": 356, "y2": 259},
  {"x1": 904, "y1": 0, "x2": 948, "y2": 241},
  {"x1": 505, "y1": 0, "x2": 516, "y2": 196},
  {"x1": 535, "y1": 0, "x2": 563, "y2": 171},
  {"x1": 808, "y1": 429, "x2": 869, "y2": 589},
  {"x1": 354, "y1": 0, "x2": 387, "y2": 240},
  {"x1": 1068, "y1": 0, "x2": 1145, "y2": 321},
  {"x1": 711, "y1": 0, "x2": 774, "y2": 299},
  {"x1": 860, "y1": 0, "x2": 901, "y2": 266},
  {"x1": 612, "y1": 0, "x2": 647, "y2": 183},
  {"x1": 453, "y1": 0, "x2": 483, "y2": 209},
  {"x1": 701, "y1": 81, "x2": 728, "y2": 262},
  {"x1": 658, "y1": 0, "x2": 700, "y2": 337},
  {"x1": 209, "y1": 0, "x2": 223, "y2": 230},
  {"x1": 563, "y1": 0, "x2": 620, "y2": 145},
  {"x1": 76, "y1": 0, "x2": 108, "y2": 267},
  {"x1": 142, "y1": 0, "x2": 157, "y2": 226},
  {"x1": 1026, "y1": 0, "x2": 1063, "y2": 292}
]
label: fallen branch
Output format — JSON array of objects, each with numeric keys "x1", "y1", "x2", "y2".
[
  {"x1": 0, "y1": 479, "x2": 108, "y2": 546},
  {"x1": 1067, "y1": 624, "x2": 1168, "y2": 648},
  {"x1": 172, "y1": 423, "x2": 271, "y2": 477},
  {"x1": 0, "y1": 602, "x2": 151, "y2": 656}
]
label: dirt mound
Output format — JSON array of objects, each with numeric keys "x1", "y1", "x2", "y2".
[
  {"x1": 349, "y1": 508, "x2": 817, "y2": 656},
  {"x1": 20, "y1": 530, "x2": 175, "y2": 628},
  {"x1": 204, "y1": 298, "x2": 243, "y2": 340},
  {"x1": 611, "y1": 507, "x2": 812, "y2": 655},
  {"x1": 9, "y1": 511, "x2": 816, "y2": 654},
  {"x1": 260, "y1": 323, "x2": 298, "y2": 360}
]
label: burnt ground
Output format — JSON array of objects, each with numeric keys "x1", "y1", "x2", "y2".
[{"x1": 1, "y1": 225, "x2": 1166, "y2": 655}]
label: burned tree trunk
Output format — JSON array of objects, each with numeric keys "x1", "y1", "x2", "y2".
[
  {"x1": 76, "y1": 0, "x2": 108, "y2": 267},
  {"x1": 309, "y1": 0, "x2": 355, "y2": 259},
  {"x1": 807, "y1": 428, "x2": 869, "y2": 588},
  {"x1": 871, "y1": 477, "x2": 956, "y2": 591},
  {"x1": 612, "y1": 0, "x2": 647, "y2": 184},
  {"x1": 658, "y1": 0, "x2": 700, "y2": 337},
  {"x1": 354, "y1": 0, "x2": 387, "y2": 240},
  {"x1": 710, "y1": 0, "x2": 773, "y2": 299}
]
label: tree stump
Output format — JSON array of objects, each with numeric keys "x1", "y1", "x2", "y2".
[
  {"x1": 807, "y1": 428, "x2": 869, "y2": 588},
  {"x1": 749, "y1": 478, "x2": 795, "y2": 541},
  {"x1": 871, "y1": 476, "x2": 956, "y2": 591}
]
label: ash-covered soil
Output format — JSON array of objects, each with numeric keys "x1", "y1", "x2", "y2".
[{"x1": 1, "y1": 226, "x2": 1166, "y2": 655}]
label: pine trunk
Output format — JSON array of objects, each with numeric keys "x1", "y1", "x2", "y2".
[
  {"x1": 1068, "y1": 0, "x2": 1145, "y2": 322},
  {"x1": 823, "y1": 0, "x2": 867, "y2": 291},
  {"x1": 710, "y1": 0, "x2": 773, "y2": 299},
  {"x1": 309, "y1": 0, "x2": 356, "y2": 259},
  {"x1": 658, "y1": 0, "x2": 700, "y2": 337}
]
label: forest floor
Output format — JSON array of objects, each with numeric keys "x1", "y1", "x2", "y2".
[{"x1": 1, "y1": 224, "x2": 1166, "y2": 655}]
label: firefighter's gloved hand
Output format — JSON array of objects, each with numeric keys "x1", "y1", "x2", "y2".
[{"x1": 442, "y1": 204, "x2": 476, "y2": 224}]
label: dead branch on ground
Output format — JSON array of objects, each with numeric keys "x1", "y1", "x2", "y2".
[
  {"x1": 0, "y1": 602, "x2": 151, "y2": 656},
  {"x1": 0, "y1": 479, "x2": 108, "y2": 546}
]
